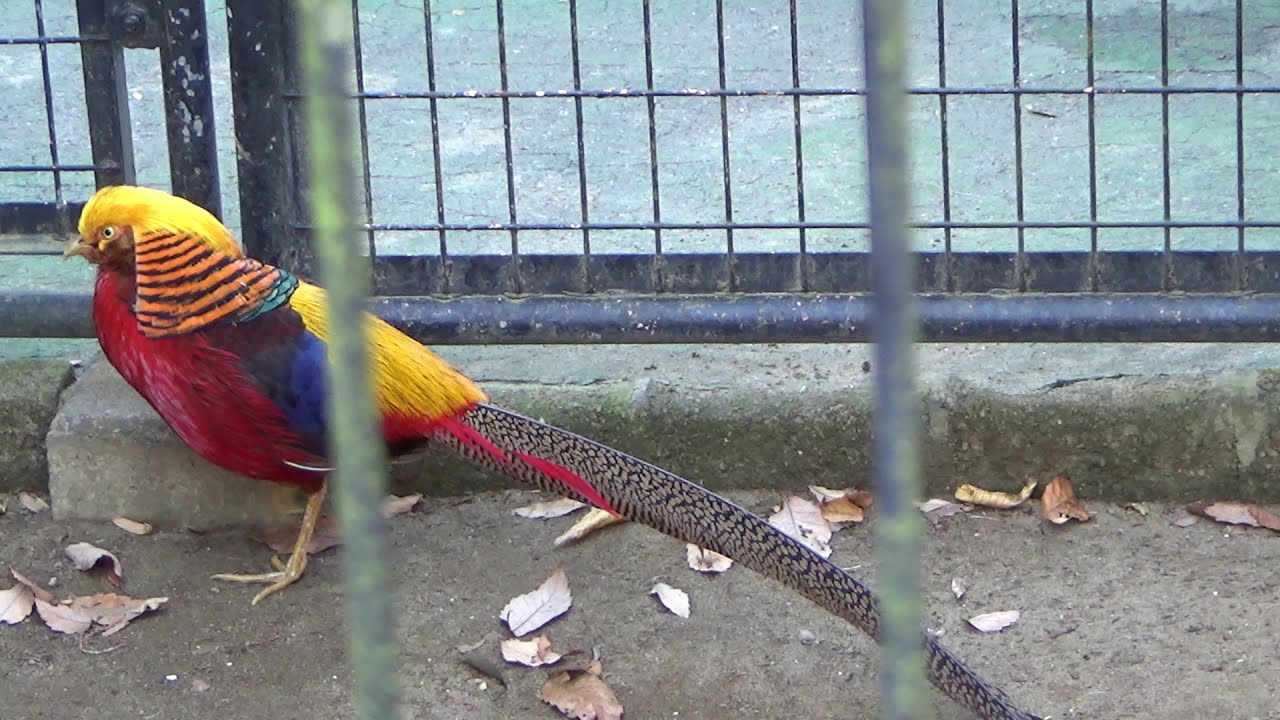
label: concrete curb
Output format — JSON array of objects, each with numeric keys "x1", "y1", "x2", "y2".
[
  {"x1": 32, "y1": 345, "x2": 1280, "y2": 528},
  {"x1": 0, "y1": 358, "x2": 73, "y2": 493}
]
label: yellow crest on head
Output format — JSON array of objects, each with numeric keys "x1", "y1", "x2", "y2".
[{"x1": 78, "y1": 185, "x2": 242, "y2": 256}]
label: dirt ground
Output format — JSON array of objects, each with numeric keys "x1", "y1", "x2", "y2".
[{"x1": 1, "y1": 490, "x2": 1278, "y2": 720}]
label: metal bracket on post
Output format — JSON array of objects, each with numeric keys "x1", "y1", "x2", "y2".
[
  {"x1": 107, "y1": 0, "x2": 163, "y2": 49},
  {"x1": 77, "y1": 0, "x2": 138, "y2": 189}
]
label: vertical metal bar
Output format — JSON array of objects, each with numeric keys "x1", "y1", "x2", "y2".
[
  {"x1": 157, "y1": 0, "x2": 221, "y2": 216},
  {"x1": 1160, "y1": 0, "x2": 1172, "y2": 289},
  {"x1": 642, "y1": 0, "x2": 664, "y2": 290},
  {"x1": 494, "y1": 0, "x2": 521, "y2": 292},
  {"x1": 296, "y1": 3, "x2": 396, "y2": 720},
  {"x1": 422, "y1": 0, "x2": 449, "y2": 289},
  {"x1": 1010, "y1": 0, "x2": 1026, "y2": 290},
  {"x1": 1085, "y1": 0, "x2": 1098, "y2": 291},
  {"x1": 225, "y1": 0, "x2": 305, "y2": 272},
  {"x1": 1234, "y1": 0, "x2": 1245, "y2": 290},
  {"x1": 568, "y1": 0, "x2": 592, "y2": 290},
  {"x1": 349, "y1": 0, "x2": 378, "y2": 264},
  {"x1": 34, "y1": 0, "x2": 66, "y2": 222},
  {"x1": 76, "y1": 0, "x2": 136, "y2": 188},
  {"x1": 789, "y1": 0, "x2": 809, "y2": 291},
  {"x1": 862, "y1": 1, "x2": 925, "y2": 717},
  {"x1": 714, "y1": 0, "x2": 736, "y2": 290},
  {"x1": 935, "y1": 0, "x2": 952, "y2": 291}
]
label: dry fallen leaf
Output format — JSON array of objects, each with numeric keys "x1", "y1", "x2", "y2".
[
  {"x1": 112, "y1": 517, "x2": 154, "y2": 536},
  {"x1": 379, "y1": 493, "x2": 422, "y2": 518},
  {"x1": 809, "y1": 486, "x2": 872, "y2": 526},
  {"x1": 80, "y1": 593, "x2": 168, "y2": 636},
  {"x1": 35, "y1": 597, "x2": 92, "y2": 634},
  {"x1": 513, "y1": 498, "x2": 588, "y2": 519},
  {"x1": 819, "y1": 497, "x2": 863, "y2": 525},
  {"x1": 1252, "y1": 505, "x2": 1280, "y2": 531},
  {"x1": 955, "y1": 477, "x2": 1037, "y2": 509},
  {"x1": 1124, "y1": 502, "x2": 1148, "y2": 516},
  {"x1": 539, "y1": 668, "x2": 624, "y2": 720},
  {"x1": 768, "y1": 496, "x2": 833, "y2": 558},
  {"x1": 968, "y1": 610, "x2": 1020, "y2": 633},
  {"x1": 808, "y1": 485, "x2": 846, "y2": 503},
  {"x1": 260, "y1": 515, "x2": 342, "y2": 555},
  {"x1": 919, "y1": 498, "x2": 954, "y2": 513},
  {"x1": 500, "y1": 634, "x2": 562, "y2": 667},
  {"x1": 649, "y1": 582, "x2": 690, "y2": 619},
  {"x1": 554, "y1": 508, "x2": 626, "y2": 547},
  {"x1": 500, "y1": 566, "x2": 572, "y2": 637},
  {"x1": 685, "y1": 544, "x2": 733, "y2": 574},
  {"x1": 64, "y1": 542, "x2": 124, "y2": 586},
  {"x1": 1186, "y1": 501, "x2": 1280, "y2": 533},
  {"x1": 18, "y1": 492, "x2": 48, "y2": 513},
  {"x1": 951, "y1": 577, "x2": 967, "y2": 600},
  {"x1": 1040, "y1": 474, "x2": 1090, "y2": 524},
  {"x1": 0, "y1": 583, "x2": 34, "y2": 624},
  {"x1": 11, "y1": 570, "x2": 54, "y2": 603},
  {"x1": 918, "y1": 498, "x2": 966, "y2": 523},
  {"x1": 1173, "y1": 515, "x2": 1200, "y2": 528},
  {"x1": 36, "y1": 593, "x2": 167, "y2": 636}
]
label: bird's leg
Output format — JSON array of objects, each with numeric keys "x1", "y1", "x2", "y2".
[{"x1": 212, "y1": 483, "x2": 327, "y2": 605}]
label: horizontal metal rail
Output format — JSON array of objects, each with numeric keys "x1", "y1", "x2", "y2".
[
  {"x1": 284, "y1": 85, "x2": 1280, "y2": 101},
  {"x1": 10, "y1": 290, "x2": 1280, "y2": 343}
]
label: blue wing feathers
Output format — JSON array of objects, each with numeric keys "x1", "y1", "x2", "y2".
[
  {"x1": 203, "y1": 304, "x2": 329, "y2": 457},
  {"x1": 279, "y1": 330, "x2": 328, "y2": 447}
]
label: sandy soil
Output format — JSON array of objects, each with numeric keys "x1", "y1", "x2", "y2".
[{"x1": 2, "y1": 490, "x2": 1278, "y2": 720}]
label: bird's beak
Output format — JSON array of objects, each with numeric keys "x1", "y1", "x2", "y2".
[{"x1": 63, "y1": 238, "x2": 91, "y2": 260}]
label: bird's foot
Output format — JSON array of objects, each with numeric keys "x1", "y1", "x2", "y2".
[
  {"x1": 211, "y1": 483, "x2": 326, "y2": 605},
  {"x1": 212, "y1": 550, "x2": 308, "y2": 605}
]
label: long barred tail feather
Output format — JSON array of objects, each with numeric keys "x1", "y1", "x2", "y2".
[{"x1": 433, "y1": 403, "x2": 1041, "y2": 720}]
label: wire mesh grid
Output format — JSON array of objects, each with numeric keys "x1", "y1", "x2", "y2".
[
  {"x1": 266, "y1": 0, "x2": 1280, "y2": 296},
  {"x1": 0, "y1": 0, "x2": 224, "y2": 257},
  {"x1": 0, "y1": 0, "x2": 101, "y2": 243}
]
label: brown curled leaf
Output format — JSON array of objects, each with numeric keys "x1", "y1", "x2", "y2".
[
  {"x1": 1187, "y1": 501, "x2": 1280, "y2": 533},
  {"x1": 64, "y1": 542, "x2": 124, "y2": 586},
  {"x1": 1040, "y1": 474, "x2": 1090, "y2": 524},
  {"x1": 955, "y1": 477, "x2": 1037, "y2": 509},
  {"x1": 538, "y1": 668, "x2": 624, "y2": 720}
]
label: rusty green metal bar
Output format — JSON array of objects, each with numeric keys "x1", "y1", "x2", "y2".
[
  {"x1": 296, "y1": 1, "x2": 399, "y2": 718},
  {"x1": 863, "y1": 1, "x2": 928, "y2": 718}
]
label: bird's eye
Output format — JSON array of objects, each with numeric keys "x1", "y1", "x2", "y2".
[{"x1": 101, "y1": 226, "x2": 117, "y2": 240}]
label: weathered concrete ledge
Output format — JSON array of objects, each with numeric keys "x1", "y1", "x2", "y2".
[
  {"x1": 0, "y1": 359, "x2": 73, "y2": 493},
  {"x1": 36, "y1": 343, "x2": 1280, "y2": 527}
]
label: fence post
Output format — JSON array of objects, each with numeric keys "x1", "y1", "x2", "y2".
[
  {"x1": 296, "y1": 1, "x2": 399, "y2": 718},
  {"x1": 225, "y1": 0, "x2": 311, "y2": 274},
  {"x1": 76, "y1": 0, "x2": 137, "y2": 189},
  {"x1": 157, "y1": 0, "x2": 221, "y2": 216}
]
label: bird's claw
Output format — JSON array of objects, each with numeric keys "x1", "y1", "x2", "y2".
[{"x1": 211, "y1": 553, "x2": 308, "y2": 605}]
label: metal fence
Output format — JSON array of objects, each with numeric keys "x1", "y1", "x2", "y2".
[
  {"x1": 0, "y1": 0, "x2": 219, "y2": 239},
  {"x1": 6, "y1": 0, "x2": 1280, "y2": 342}
]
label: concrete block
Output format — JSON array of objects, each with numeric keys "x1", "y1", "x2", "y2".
[
  {"x1": 0, "y1": 358, "x2": 74, "y2": 492},
  {"x1": 42, "y1": 345, "x2": 1280, "y2": 529}
]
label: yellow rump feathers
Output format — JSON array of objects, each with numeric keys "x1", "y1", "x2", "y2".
[{"x1": 287, "y1": 284, "x2": 488, "y2": 421}]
